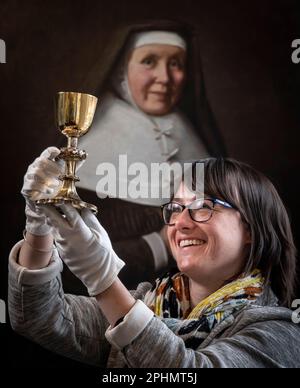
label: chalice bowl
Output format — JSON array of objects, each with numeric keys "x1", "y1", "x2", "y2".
[{"x1": 37, "y1": 91, "x2": 98, "y2": 213}]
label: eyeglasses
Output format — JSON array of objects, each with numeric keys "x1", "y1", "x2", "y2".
[{"x1": 161, "y1": 198, "x2": 233, "y2": 225}]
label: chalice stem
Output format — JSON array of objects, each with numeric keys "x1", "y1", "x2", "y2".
[
  {"x1": 65, "y1": 155, "x2": 78, "y2": 178},
  {"x1": 68, "y1": 137, "x2": 78, "y2": 149}
]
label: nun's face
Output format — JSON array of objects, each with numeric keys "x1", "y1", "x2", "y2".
[{"x1": 127, "y1": 44, "x2": 186, "y2": 115}]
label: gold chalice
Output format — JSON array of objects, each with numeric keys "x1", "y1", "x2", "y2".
[{"x1": 37, "y1": 91, "x2": 98, "y2": 213}]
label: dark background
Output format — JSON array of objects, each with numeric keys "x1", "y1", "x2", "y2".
[{"x1": 0, "y1": 0, "x2": 299, "y2": 369}]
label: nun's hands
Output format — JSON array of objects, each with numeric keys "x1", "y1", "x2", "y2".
[
  {"x1": 41, "y1": 204, "x2": 125, "y2": 296},
  {"x1": 21, "y1": 147, "x2": 63, "y2": 236}
]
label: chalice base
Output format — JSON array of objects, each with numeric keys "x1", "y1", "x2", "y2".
[{"x1": 37, "y1": 197, "x2": 98, "y2": 214}]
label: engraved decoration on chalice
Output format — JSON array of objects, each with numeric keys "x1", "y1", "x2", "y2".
[{"x1": 37, "y1": 92, "x2": 98, "y2": 213}]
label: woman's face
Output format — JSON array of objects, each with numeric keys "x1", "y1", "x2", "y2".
[
  {"x1": 167, "y1": 183, "x2": 251, "y2": 285},
  {"x1": 127, "y1": 44, "x2": 186, "y2": 115}
]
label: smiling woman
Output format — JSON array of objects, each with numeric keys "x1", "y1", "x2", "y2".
[
  {"x1": 8, "y1": 155, "x2": 300, "y2": 368},
  {"x1": 164, "y1": 188, "x2": 250, "y2": 304}
]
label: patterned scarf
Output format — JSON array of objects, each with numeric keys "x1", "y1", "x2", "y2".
[{"x1": 144, "y1": 269, "x2": 264, "y2": 350}]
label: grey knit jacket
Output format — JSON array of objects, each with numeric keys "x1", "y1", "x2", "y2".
[{"x1": 8, "y1": 241, "x2": 300, "y2": 368}]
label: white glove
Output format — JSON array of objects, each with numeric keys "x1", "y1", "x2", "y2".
[
  {"x1": 41, "y1": 204, "x2": 125, "y2": 296},
  {"x1": 21, "y1": 147, "x2": 64, "y2": 236}
]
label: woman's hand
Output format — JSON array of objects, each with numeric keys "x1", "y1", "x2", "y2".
[
  {"x1": 41, "y1": 204, "x2": 125, "y2": 296},
  {"x1": 21, "y1": 147, "x2": 63, "y2": 236}
]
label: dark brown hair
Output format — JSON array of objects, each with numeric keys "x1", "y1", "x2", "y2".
[{"x1": 192, "y1": 158, "x2": 297, "y2": 307}]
